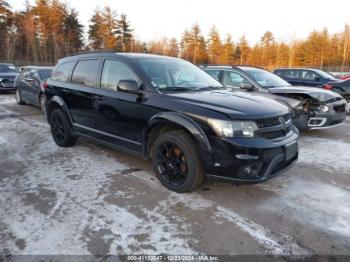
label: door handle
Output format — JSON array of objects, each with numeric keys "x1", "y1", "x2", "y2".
[{"x1": 94, "y1": 95, "x2": 104, "y2": 101}]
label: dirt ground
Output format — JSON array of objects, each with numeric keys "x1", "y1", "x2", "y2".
[{"x1": 0, "y1": 93, "x2": 349, "y2": 258}]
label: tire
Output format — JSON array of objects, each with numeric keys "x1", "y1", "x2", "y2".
[
  {"x1": 15, "y1": 88, "x2": 25, "y2": 105},
  {"x1": 151, "y1": 130, "x2": 205, "y2": 193},
  {"x1": 49, "y1": 109, "x2": 77, "y2": 147},
  {"x1": 39, "y1": 93, "x2": 46, "y2": 113}
]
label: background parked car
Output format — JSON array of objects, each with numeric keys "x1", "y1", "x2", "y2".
[
  {"x1": 324, "y1": 79, "x2": 350, "y2": 113},
  {"x1": 0, "y1": 63, "x2": 19, "y2": 92},
  {"x1": 202, "y1": 65, "x2": 347, "y2": 130},
  {"x1": 15, "y1": 66, "x2": 53, "y2": 112},
  {"x1": 340, "y1": 74, "x2": 350, "y2": 80},
  {"x1": 274, "y1": 68, "x2": 339, "y2": 87}
]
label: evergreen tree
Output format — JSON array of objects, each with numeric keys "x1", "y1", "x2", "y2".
[
  {"x1": 222, "y1": 34, "x2": 235, "y2": 64},
  {"x1": 64, "y1": 9, "x2": 83, "y2": 54},
  {"x1": 208, "y1": 26, "x2": 222, "y2": 64},
  {"x1": 88, "y1": 9, "x2": 104, "y2": 50},
  {"x1": 116, "y1": 13, "x2": 133, "y2": 52},
  {"x1": 101, "y1": 6, "x2": 117, "y2": 50}
]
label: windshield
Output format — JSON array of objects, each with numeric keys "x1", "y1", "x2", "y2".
[
  {"x1": 313, "y1": 69, "x2": 337, "y2": 80},
  {"x1": 38, "y1": 69, "x2": 53, "y2": 81},
  {"x1": 0, "y1": 64, "x2": 18, "y2": 74},
  {"x1": 134, "y1": 57, "x2": 223, "y2": 91},
  {"x1": 241, "y1": 67, "x2": 291, "y2": 88}
]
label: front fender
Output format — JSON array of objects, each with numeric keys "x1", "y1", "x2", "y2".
[{"x1": 143, "y1": 112, "x2": 212, "y2": 153}]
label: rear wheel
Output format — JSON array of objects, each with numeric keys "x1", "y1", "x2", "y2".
[
  {"x1": 151, "y1": 130, "x2": 205, "y2": 193},
  {"x1": 15, "y1": 88, "x2": 24, "y2": 105},
  {"x1": 50, "y1": 109, "x2": 77, "y2": 147}
]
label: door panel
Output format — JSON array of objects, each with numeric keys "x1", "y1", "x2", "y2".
[
  {"x1": 66, "y1": 59, "x2": 101, "y2": 129},
  {"x1": 92, "y1": 59, "x2": 156, "y2": 151}
]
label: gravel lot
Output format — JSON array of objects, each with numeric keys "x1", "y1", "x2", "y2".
[{"x1": 0, "y1": 93, "x2": 350, "y2": 257}]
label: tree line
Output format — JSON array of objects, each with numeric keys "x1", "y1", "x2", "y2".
[{"x1": 1, "y1": 0, "x2": 350, "y2": 70}]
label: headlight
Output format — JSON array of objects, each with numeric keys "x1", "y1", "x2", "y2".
[
  {"x1": 207, "y1": 119, "x2": 260, "y2": 138},
  {"x1": 317, "y1": 105, "x2": 329, "y2": 113}
]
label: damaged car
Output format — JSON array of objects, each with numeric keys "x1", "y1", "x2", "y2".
[{"x1": 202, "y1": 65, "x2": 347, "y2": 130}]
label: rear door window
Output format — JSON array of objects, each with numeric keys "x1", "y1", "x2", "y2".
[
  {"x1": 72, "y1": 60, "x2": 100, "y2": 87},
  {"x1": 52, "y1": 62, "x2": 75, "y2": 82},
  {"x1": 283, "y1": 70, "x2": 299, "y2": 79},
  {"x1": 300, "y1": 70, "x2": 318, "y2": 81},
  {"x1": 100, "y1": 60, "x2": 140, "y2": 91}
]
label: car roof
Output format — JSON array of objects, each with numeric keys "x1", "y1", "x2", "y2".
[
  {"x1": 274, "y1": 68, "x2": 319, "y2": 71},
  {"x1": 59, "y1": 52, "x2": 180, "y2": 64}
]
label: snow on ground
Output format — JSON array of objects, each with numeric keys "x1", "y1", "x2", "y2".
[
  {"x1": 1, "y1": 95, "x2": 350, "y2": 256},
  {"x1": 298, "y1": 136, "x2": 350, "y2": 173}
]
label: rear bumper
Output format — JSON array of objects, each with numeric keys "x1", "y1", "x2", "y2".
[{"x1": 202, "y1": 128, "x2": 299, "y2": 183}]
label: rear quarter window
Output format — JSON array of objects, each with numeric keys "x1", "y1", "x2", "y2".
[{"x1": 52, "y1": 62, "x2": 75, "y2": 82}]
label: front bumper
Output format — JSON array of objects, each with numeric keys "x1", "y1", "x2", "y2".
[
  {"x1": 0, "y1": 81, "x2": 15, "y2": 91},
  {"x1": 293, "y1": 100, "x2": 347, "y2": 130},
  {"x1": 203, "y1": 128, "x2": 299, "y2": 183}
]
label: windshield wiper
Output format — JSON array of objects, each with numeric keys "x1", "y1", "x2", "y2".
[
  {"x1": 194, "y1": 86, "x2": 224, "y2": 91},
  {"x1": 159, "y1": 87, "x2": 195, "y2": 92}
]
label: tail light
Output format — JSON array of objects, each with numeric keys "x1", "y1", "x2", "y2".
[
  {"x1": 323, "y1": 84, "x2": 333, "y2": 90},
  {"x1": 42, "y1": 82, "x2": 49, "y2": 89}
]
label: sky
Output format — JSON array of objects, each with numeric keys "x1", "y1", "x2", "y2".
[{"x1": 10, "y1": 0, "x2": 350, "y2": 44}]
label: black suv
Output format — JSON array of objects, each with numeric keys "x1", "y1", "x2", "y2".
[{"x1": 45, "y1": 52, "x2": 299, "y2": 192}]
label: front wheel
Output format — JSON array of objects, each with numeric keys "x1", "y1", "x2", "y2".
[
  {"x1": 151, "y1": 130, "x2": 205, "y2": 193},
  {"x1": 49, "y1": 109, "x2": 77, "y2": 147},
  {"x1": 15, "y1": 88, "x2": 25, "y2": 105}
]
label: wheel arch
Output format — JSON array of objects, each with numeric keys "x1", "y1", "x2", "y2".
[
  {"x1": 46, "y1": 96, "x2": 73, "y2": 125},
  {"x1": 142, "y1": 112, "x2": 212, "y2": 157}
]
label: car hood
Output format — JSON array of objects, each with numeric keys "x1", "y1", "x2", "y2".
[
  {"x1": 167, "y1": 90, "x2": 289, "y2": 119},
  {"x1": 0, "y1": 73, "x2": 18, "y2": 79},
  {"x1": 268, "y1": 86, "x2": 343, "y2": 102}
]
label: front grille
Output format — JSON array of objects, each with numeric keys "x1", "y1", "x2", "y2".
[
  {"x1": 334, "y1": 104, "x2": 346, "y2": 113},
  {"x1": 256, "y1": 113, "x2": 293, "y2": 140}
]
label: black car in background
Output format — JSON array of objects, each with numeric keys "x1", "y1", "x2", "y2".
[
  {"x1": 324, "y1": 79, "x2": 350, "y2": 112},
  {"x1": 202, "y1": 65, "x2": 347, "y2": 130},
  {"x1": 0, "y1": 63, "x2": 19, "y2": 92},
  {"x1": 274, "y1": 68, "x2": 339, "y2": 87},
  {"x1": 45, "y1": 52, "x2": 299, "y2": 192},
  {"x1": 15, "y1": 66, "x2": 53, "y2": 112}
]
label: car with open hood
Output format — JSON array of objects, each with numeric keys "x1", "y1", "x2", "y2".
[
  {"x1": 202, "y1": 65, "x2": 347, "y2": 130},
  {"x1": 45, "y1": 53, "x2": 299, "y2": 192},
  {"x1": 0, "y1": 63, "x2": 19, "y2": 92}
]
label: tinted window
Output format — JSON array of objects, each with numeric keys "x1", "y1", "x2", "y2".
[
  {"x1": 223, "y1": 71, "x2": 251, "y2": 87},
  {"x1": 72, "y1": 60, "x2": 100, "y2": 87},
  {"x1": 101, "y1": 60, "x2": 139, "y2": 91},
  {"x1": 38, "y1": 69, "x2": 53, "y2": 81},
  {"x1": 52, "y1": 62, "x2": 75, "y2": 82},
  {"x1": 283, "y1": 70, "x2": 299, "y2": 79},
  {"x1": 206, "y1": 70, "x2": 220, "y2": 81},
  {"x1": 300, "y1": 70, "x2": 318, "y2": 81}
]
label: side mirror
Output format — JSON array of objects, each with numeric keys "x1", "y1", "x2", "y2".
[
  {"x1": 314, "y1": 76, "x2": 321, "y2": 82},
  {"x1": 239, "y1": 82, "x2": 256, "y2": 91},
  {"x1": 117, "y1": 80, "x2": 142, "y2": 95}
]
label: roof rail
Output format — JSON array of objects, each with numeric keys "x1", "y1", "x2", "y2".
[{"x1": 67, "y1": 50, "x2": 116, "y2": 57}]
